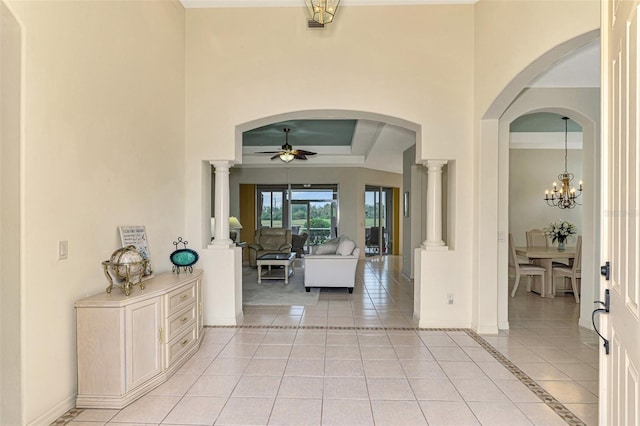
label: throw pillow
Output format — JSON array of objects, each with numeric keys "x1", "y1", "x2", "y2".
[
  {"x1": 336, "y1": 238, "x2": 356, "y2": 256},
  {"x1": 315, "y1": 241, "x2": 339, "y2": 254}
]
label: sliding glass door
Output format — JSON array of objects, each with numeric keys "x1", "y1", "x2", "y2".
[
  {"x1": 364, "y1": 185, "x2": 394, "y2": 256},
  {"x1": 257, "y1": 184, "x2": 338, "y2": 251}
]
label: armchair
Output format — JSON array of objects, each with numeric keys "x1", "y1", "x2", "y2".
[{"x1": 248, "y1": 228, "x2": 292, "y2": 267}]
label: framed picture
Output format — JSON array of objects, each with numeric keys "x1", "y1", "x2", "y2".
[
  {"x1": 403, "y1": 192, "x2": 410, "y2": 217},
  {"x1": 119, "y1": 225, "x2": 153, "y2": 277}
]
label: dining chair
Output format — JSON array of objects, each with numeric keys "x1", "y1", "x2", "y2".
[
  {"x1": 552, "y1": 235, "x2": 582, "y2": 303},
  {"x1": 526, "y1": 229, "x2": 548, "y2": 247},
  {"x1": 509, "y1": 233, "x2": 546, "y2": 297}
]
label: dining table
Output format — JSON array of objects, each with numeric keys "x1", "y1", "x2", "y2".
[{"x1": 515, "y1": 246, "x2": 576, "y2": 297}]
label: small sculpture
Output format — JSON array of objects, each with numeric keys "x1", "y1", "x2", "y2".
[
  {"x1": 170, "y1": 237, "x2": 199, "y2": 274},
  {"x1": 102, "y1": 245, "x2": 149, "y2": 296}
]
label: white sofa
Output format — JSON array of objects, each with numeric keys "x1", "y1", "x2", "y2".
[{"x1": 304, "y1": 246, "x2": 360, "y2": 293}]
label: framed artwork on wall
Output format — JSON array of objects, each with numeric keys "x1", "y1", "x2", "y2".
[{"x1": 119, "y1": 225, "x2": 153, "y2": 278}]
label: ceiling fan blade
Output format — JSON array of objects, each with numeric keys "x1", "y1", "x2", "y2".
[
  {"x1": 293, "y1": 153, "x2": 308, "y2": 160},
  {"x1": 256, "y1": 151, "x2": 284, "y2": 154},
  {"x1": 270, "y1": 153, "x2": 283, "y2": 160},
  {"x1": 295, "y1": 149, "x2": 317, "y2": 156}
]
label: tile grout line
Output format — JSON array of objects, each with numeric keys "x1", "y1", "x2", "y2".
[
  {"x1": 52, "y1": 324, "x2": 588, "y2": 425},
  {"x1": 464, "y1": 329, "x2": 586, "y2": 426}
]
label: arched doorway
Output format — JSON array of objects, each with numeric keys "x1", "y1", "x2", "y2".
[{"x1": 475, "y1": 29, "x2": 601, "y2": 332}]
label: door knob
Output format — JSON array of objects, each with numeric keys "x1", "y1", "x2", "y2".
[{"x1": 600, "y1": 261, "x2": 610, "y2": 281}]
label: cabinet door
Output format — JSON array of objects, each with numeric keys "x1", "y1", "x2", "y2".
[{"x1": 125, "y1": 297, "x2": 163, "y2": 390}]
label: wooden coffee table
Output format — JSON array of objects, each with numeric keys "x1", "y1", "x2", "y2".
[{"x1": 256, "y1": 252, "x2": 296, "y2": 284}]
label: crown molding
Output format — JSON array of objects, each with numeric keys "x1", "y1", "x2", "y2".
[{"x1": 181, "y1": 0, "x2": 477, "y2": 8}]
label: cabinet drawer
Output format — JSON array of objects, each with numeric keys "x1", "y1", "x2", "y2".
[
  {"x1": 167, "y1": 282, "x2": 196, "y2": 315},
  {"x1": 166, "y1": 303, "x2": 196, "y2": 342},
  {"x1": 167, "y1": 325, "x2": 197, "y2": 366}
]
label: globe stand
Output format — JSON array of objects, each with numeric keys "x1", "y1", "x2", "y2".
[{"x1": 102, "y1": 246, "x2": 149, "y2": 296}]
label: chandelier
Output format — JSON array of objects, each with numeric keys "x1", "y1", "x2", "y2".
[
  {"x1": 545, "y1": 116, "x2": 583, "y2": 209},
  {"x1": 305, "y1": 0, "x2": 340, "y2": 25}
]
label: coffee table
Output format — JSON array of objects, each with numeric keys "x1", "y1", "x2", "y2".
[{"x1": 256, "y1": 252, "x2": 296, "y2": 284}]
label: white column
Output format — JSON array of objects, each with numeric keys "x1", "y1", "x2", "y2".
[
  {"x1": 211, "y1": 161, "x2": 233, "y2": 246},
  {"x1": 424, "y1": 160, "x2": 448, "y2": 248}
]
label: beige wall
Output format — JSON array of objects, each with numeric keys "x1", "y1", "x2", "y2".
[
  {"x1": 185, "y1": 5, "x2": 477, "y2": 328},
  {"x1": 4, "y1": 0, "x2": 186, "y2": 423},
  {"x1": 472, "y1": 0, "x2": 599, "y2": 333}
]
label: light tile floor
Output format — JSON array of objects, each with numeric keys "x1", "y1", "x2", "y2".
[{"x1": 64, "y1": 256, "x2": 598, "y2": 425}]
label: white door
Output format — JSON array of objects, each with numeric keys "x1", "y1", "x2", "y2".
[{"x1": 601, "y1": 1, "x2": 640, "y2": 424}]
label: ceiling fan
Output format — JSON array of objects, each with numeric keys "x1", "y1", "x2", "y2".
[{"x1": 257, "y1": 128, "x2": 317, "y2": 162}]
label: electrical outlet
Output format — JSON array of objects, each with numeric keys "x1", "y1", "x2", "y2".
[
  {"x1": 58, "y1": 241, "x2": 68, "y2": 260},
  {"x1": 447, "y1": 293, "x2": 454, "y2": 304}
]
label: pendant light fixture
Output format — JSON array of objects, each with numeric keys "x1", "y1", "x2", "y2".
[
  {"x1": 305, "y1": 0, "x2": 340, "y2": 26},
  {"x1": 544, "y1": 116, "x2": 583, "y2": 209}
]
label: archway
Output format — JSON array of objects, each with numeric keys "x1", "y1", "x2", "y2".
[
  {"x1": 475, "y1": 29, "x2": 600, "y2": 332},
  {"x1": 232, "y1": 109, "x2": 422, "y2": 314}
]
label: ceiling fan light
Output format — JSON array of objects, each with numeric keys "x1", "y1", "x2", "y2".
[{"x1": 280, "y1": 152, "x2": 294, "y2": 162}]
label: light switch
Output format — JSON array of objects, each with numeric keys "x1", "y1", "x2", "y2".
[{"x1": 58, "y1": 241, "x2": 68, "y2": 260}]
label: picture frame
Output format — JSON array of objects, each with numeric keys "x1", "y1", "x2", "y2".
[
  {"x1": 403, "y1": 192, "x2": 410, "y2": 217},
  {"x1": 119, "y1": 225, "x2": 153, "y2": 278}
]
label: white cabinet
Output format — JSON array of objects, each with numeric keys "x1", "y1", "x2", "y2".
[{"x1": 75, "y1": 270, "x2": 203, "y2": 409}]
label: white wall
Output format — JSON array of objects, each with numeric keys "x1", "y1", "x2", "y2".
[
  {"x1": 509, "y1": 148, "x2": 583, "y2": 247},
  {"x1": 229, "y1": 166, "x2": 402, "y2": 254},
  {"x1": 4, "y1": 1, "x2": 186, "y2": 423}
]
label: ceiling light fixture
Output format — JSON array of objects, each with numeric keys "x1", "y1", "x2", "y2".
[
  {"x1": 305, "y1": 0, "x2": 340, "y2": 26},
  {"x1": 544, "y1": 116, "x2": 583, "y2": 209}
]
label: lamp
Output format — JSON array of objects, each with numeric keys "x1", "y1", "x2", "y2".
[
  {"x1": 544, "y1": 116, "x2": 583, "y2": 209},
  {"x1": 305, "y1": 0, "x2": 340, "y2": 25},
  {"x1": 229, "y1": 216, "x2": 243, "y2": 243}
]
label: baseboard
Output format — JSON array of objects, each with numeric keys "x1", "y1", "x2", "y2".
[
  {"x1": 418, "y1": 319, "x2": 470, "y2": 329},
  {"x1": 498, "y1": 320, "x2": 510, "y2": 331},
  {"x1": 28, "y1": 393, "x2": 75, "y2": 426},
  {"x1": 474, "y1": 324, "x2": 500, "y2": 335}
]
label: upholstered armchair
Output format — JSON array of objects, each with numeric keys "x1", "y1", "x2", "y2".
[{"x1": 248, "y1": 228, "x2": 292, "y2": 267}]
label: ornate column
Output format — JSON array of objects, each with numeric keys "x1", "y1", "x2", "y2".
[
  {"x1": 424, "y1": 160, "x2": 448, "y2": 248},
  {"x1": 210, "y1": 161, "x2": 233, "y2": 246}
]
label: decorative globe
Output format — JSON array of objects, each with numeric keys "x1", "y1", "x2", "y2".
[{"x1": 108, "y1": 245, "x2": 146, "y2": 283}]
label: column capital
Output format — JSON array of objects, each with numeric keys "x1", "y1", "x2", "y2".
[
  {"x1": 422, "y1": 159, "x2": 449, "y2": 170},
  {"x1": 210, "y1": 161, "x2": 232, "y2": 171}
]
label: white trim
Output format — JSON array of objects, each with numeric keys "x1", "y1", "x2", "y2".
[
  {"x1": 181, "y1": 0, "x2": 477, "y2": 8},
  {"x1": 27, "y1": 394, "x2": 75, "y2": 426},
  {"x1": 509, "y1": 131, "x2": 583, "y2": 149}
]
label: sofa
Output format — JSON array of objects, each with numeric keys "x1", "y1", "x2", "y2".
[
  {"x1": 248, "y1": 228, "x2": 292, "y2": 267},
  {"x1": 304, "y1": 237, "x2": 360, "y2": 293}
]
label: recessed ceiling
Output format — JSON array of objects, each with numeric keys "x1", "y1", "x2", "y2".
[
  {"x1": 511, "y1": 113, "x2": 581, "y2": 133},
  {"x1": 243, "y1": 120, "x2": 356, "y2": 148}
]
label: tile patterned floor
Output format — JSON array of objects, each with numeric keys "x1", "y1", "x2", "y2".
[{"x1": 58, "y1": 256, "x2": 598, "y2": 425}]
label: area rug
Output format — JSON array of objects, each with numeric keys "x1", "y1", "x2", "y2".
[{"x1": 242, "y1": 266, "x2": 319, "y2": 305}]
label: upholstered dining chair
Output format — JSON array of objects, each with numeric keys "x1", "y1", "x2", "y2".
[
  {"x1": 526, "y1": 229, "x2": 548, "y2": 247},
  {"x1": 553, "y1": 235, "x2": 582, "y2": 303},
  {"x1": 509, "y1": 233, "x2": 546, "y2": 297}
]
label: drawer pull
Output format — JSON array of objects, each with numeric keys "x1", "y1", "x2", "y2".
[
  {"x1": 180, "y1": 316, "x2": 188, "y2": 323},
  {"x1": 181, "y1": 339, "x2": 189, "y2": 346},
  {"x1": 180, "y1": 294, "x2": 188, "y2": 301}
]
